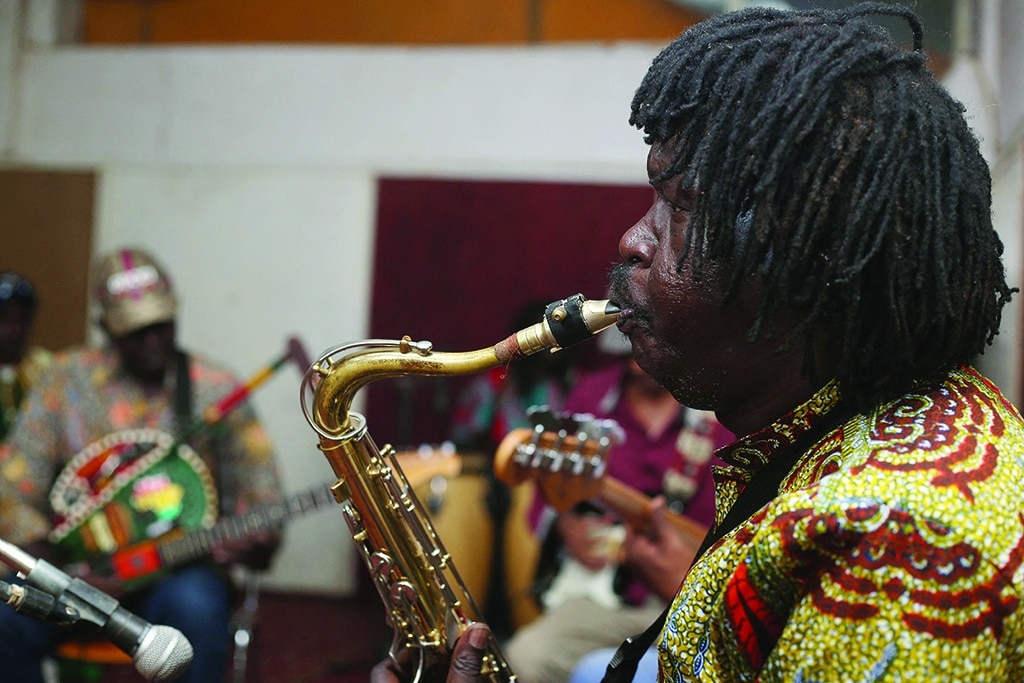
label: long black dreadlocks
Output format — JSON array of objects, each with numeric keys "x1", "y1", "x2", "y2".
[{"x1": 630, "y1": 1, "x2": 1016, "y2": 411}]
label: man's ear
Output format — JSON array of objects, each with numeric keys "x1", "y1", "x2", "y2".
[{"x1": 791, "y1": 253, "x2": 833, "y2": 307}]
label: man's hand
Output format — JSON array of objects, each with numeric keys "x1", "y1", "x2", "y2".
[
  {"x1": 210, "y1": 530, "x2": 280, "y2": 570},
  {"x1": 622, "y1": 496, "x2": 701, "y2": 601},
  {"x1": 370, "y1": 622, "x2": 491, "y2": 682},
  {"x1": 555, "y1": 511, "x2": 619, "y2": 571}
]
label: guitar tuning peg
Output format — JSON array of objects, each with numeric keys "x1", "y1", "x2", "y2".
[
  {"x1": 596, "y1": 419, "x2": 626, "y2": 446},
  {"x1": 526, "y1": 404, "x2": 560, "y2": 432}
]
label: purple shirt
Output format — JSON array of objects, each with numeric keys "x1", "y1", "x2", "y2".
[{"x1": 560, "y1": 362, "x2": 730, "y2": 528}]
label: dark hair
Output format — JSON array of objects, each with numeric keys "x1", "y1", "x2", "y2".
[
  {"x1": 0, "y1": 271, "x2": 38, "y2": 311},
  {"x1": 630, "y1": 2, "x2": 1016, "y2": 410}
]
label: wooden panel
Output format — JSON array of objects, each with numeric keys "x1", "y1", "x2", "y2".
[
  {"x1": 82, "y1": 0, "x2": 701, "y2": 45},
  {"x1": 0, "y1": 170, "x2": 95, "y2": 352},
  {"x1": 542, "y1": 0, "x2": 703, "y2": 41}
]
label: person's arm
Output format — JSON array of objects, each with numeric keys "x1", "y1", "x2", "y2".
[
  {"x1": 621, "y1": 496, "x2": 701, "y2": 601},
  {"x1": 0, "y1": 366, "x2": 64, "y2": 547},
  {"x1": 207, "y1": 402, "x2": 284, "y2": 570}
]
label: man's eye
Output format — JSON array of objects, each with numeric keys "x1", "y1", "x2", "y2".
[{"x1": 668, "y1": 200, "x2": 692, "y2": 214}]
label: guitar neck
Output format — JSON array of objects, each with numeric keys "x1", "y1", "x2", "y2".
[
  {"x1": 599, "y1": 477, "x2": 708, "y2": 547},
  {"x1": 156, "y1": 485, "x2": 336, "y2": 569}
]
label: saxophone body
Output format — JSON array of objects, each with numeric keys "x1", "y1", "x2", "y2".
[{"x1": 300, "y1": 295, "x2": 620, "y2": 682}]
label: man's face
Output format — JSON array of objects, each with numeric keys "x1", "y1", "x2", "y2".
[
  {"x1": 111, "y1": 321, "x2": 177, "y2": 386},
  {"x1": 610, "y1": 142, "x2": 764, "y2": 414},
  {"x1": 0, "y1": 302, "x2": 34, "y2": 365}
]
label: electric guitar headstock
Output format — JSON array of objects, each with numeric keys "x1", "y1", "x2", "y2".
[
  {"x1": 495, "y1": 408, "x2": 709, "y2": 544},
  {"x1": 494, "y1": 407, "x2": 625, "y2": 513}
]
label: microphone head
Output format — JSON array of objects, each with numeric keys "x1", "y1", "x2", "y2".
[{"x1": 133, "y1": 624, "x2": 194, "y2": 682}]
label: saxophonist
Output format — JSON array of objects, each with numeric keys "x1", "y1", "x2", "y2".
[{"x1": 374, "y1": 3, "x2": 1024, "y2": 683}]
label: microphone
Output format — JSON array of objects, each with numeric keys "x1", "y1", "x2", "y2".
[{"x1": 0, "y1": 538, "x2": 193, "y2": 682}]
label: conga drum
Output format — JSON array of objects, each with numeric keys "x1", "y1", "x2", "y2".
[
  {"x1": 411, "y1": 451, "x2": 543, "y2": 632},
  {"x1": 411, "y1": 452, "x2": 496, "y2": 614},
  {"x1": 502, "y1": 479, "x2": 543, "y2": 629}
]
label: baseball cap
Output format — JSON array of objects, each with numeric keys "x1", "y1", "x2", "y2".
[
  {"x1": 0, "y1": 271, "x2": 38, "y2": 309},
  {"x1": 93, "y1": 248, "x2": 178, "y2": 337}
]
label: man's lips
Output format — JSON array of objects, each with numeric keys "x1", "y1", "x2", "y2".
[{"x1": 615, "y1": 306, "x2": 636, "y2": 334}]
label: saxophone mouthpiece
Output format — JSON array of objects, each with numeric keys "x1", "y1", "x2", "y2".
[
  {"x1": 542, "y1": 295, "x2": 620, "y2": 349},
  {"x1": 496, "y1": 294, "x2": 621, "y2": 362}
]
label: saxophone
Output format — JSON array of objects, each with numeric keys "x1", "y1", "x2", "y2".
[{"x1": 300, "y1": 294, "x2": 619, "y2": 682}]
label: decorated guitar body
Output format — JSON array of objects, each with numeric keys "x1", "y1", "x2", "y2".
[
  {"x1": 49, "y1": 429, "x2": 218, "y2": 572},
  {"x1": 48, "y1": 429, "x2": 463, "y2": 591}
]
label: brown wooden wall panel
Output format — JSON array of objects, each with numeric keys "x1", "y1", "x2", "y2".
[
  {"x1": 542, "y1": 0, "x2": 703, "y2": 41},
  {"x1": 82, "y1": 0, "x2": 703, "y2": 45},
  {"x1": 0, "y1": 170, "x2": 95, "y2": 353}
]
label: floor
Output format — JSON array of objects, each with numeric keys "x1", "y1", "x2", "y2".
[
  {"x1": 47, "y1": 586, "x2": 391, "y2": 683},
  {"x1": 243, "y1": 588, "x2": 391, "y2": 683}
]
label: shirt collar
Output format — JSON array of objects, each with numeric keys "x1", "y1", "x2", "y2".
[{"x1": 716, "y1": 379, "x2": 842, "y2": 473}]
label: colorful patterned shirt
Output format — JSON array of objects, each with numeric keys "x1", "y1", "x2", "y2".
[
  {"x1": 0, "y1": 346, "x2": 52, "y2": 442},
  {"x1": 660, "y1": 366, "x2": 1024, "y2": 682},
  {"x1": 0, "y1": 345, "x2": 283, "y2": 547}
]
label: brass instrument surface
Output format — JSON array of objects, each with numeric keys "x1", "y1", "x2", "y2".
[{"x1": 301, "y1": 295, "x2": 619, "y2": 681}]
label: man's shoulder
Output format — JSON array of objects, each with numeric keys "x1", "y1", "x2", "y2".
[
  {"x1": 42, "y1": 346, "x2": 112, "y2": 376},
  {"x1": 183, "y1": 351, "x2": 242, "y2": 388},
  {"x1": 877, "y1": 367, "x2": 1024, "y2": 445}
]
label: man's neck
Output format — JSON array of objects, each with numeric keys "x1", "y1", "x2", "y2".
[{"x1": 624, "y1": 382, "x2": 681, "y2": 439}]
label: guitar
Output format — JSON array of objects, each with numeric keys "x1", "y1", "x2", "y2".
[
  {"x1": 52, "y1": 435, "x2": 463, "y2": 591},
  {"x1": 494, "y1": 420, "x2": 708, "y2": 609}
]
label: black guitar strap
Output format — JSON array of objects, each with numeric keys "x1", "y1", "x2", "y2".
[
  {"x1": 173, "y1": 349, "x2": 193, "y2": 439},
  {"x1": 600, "y1": 402, "x2": 853, "y2": 683}
]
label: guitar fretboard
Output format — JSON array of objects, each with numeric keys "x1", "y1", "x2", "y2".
[{"x1": 157, "y1": 485, "x2": 336, "y2": 568}]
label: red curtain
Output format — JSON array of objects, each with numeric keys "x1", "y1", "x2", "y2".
[{"x1": 366, "y1": 176, "x2": 652, "y2": 448}]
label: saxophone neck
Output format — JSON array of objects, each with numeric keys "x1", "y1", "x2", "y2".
[{"x1": 305, "y1": 294, "x2": 621, "y2": 438}]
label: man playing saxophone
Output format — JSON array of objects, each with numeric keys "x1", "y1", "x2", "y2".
[{"x1": 373, "y1": 3, "x2": 1024, "y2": 682}]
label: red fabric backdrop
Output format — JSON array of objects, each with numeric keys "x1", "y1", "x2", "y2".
[{"x1": 365, "y1": 176, "x2": 653, "y2": 448}]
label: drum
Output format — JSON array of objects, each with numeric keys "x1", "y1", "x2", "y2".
[
  {"x1": 412, "y1": 453, "x2": 542, "y2": 632},
  {"x1": 412, "y1": 453, "x2": 495, "y2": 611}
]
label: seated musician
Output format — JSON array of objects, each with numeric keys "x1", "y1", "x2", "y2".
[
  {"x1": 0, "y1": 270, "x2": 52, "y2": 442},
  {"x1": 0, "y1": 247, "x2": 284, "y2": 683},
  {"x1": 502, "y1": 330, "x2": 732, "y2": 683}
]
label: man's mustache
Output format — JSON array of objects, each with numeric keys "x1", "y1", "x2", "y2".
[{"x1": 607, "y1": 262, "x2": 633, "y2": 308}]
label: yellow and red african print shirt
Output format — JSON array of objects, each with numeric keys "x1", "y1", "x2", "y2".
[{"x1": 660, "y1": 366, "x2": 1024, "y2": 682}]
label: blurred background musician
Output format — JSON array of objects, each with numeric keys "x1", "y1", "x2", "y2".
[
  {"x1": 502, "y1": 330, "x2": 731, "y2": 683},
  {"x1": 0, "y1": 270, "x2": 51, "y2": 442},
  {"x1": 0, "y1": 247, "x2": 285, "y2": 683}
]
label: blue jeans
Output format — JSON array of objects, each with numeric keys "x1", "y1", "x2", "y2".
[
  {"x1": 0, "y1": 564, "x2": 232, "y2": 683},
  {"x1": 568, "y1": 646, "x2": 659, "y2": 683}
]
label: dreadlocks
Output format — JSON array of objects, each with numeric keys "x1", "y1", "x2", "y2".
[{"x1": 630, "y1": 1, "x2": 1016, "y2": 411}]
